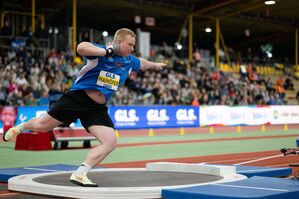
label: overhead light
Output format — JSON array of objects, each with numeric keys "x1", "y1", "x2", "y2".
[
  {"x1": 264, "y1": 0, "x2": 276, "y2": 5},
  {"x1": 267, "y1": 52, "x2": 272, "y2": 58},
  {"x1": 54, "y1": 28, "x2": 59, "y2": 34},
  {"x1": 102, "y1": 31, "x2": 108, "y2": 37},
  {"x1": 175, "y1": 42, "x2": 182, "y2": 50},
  {"x1": 205, "y1": 27, "x2": 212, "y2": 33},
  {"x1": 245, "y1": 28, "x2": 250, "y2": 37}
]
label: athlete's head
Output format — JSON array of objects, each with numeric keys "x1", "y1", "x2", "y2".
[{"x1": 113, "y1": 28, "x2": 136, "y2": 57}]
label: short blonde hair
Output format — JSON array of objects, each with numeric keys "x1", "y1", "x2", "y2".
[{"x1": 113, "y1": 28, "x2": 136, "y2": 42}]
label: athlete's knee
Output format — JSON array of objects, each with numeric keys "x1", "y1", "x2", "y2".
[
  {"x1": 111, "y1": 137, "x2": 117, "y2": 151},
  {"x1": 102, "y1": 135, "x2": 117, "y2": 153},
  {"x1": 105, "y1": 136, "x2": 117, "y2": 152}
]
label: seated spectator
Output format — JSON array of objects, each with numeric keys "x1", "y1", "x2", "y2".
[
  {"x1": 24, "y1": 92, "x2": 38, "y2": 106},
  {"x1": 191, "y1": 97, "x2": 199, "y2": 106},
  {"x1": 0, "y1": 86, "x2": 7, "y2": 105},
  {"x1": 15, "y1": 72, "x2": 28, "y2": 86},
  {"x1": 38, "y1": 91, "x2": 49, "y2": 106},
  {"x1": 284, "y1": 76, "x2": 294, "y2": 90},
  {"x1": 0, "y1": 42, "x2": 297, "y2": 107},
  {"x1": 275, "y1": 77, "x2": 285, "y2": 100},
  {"x1": 240, "y1": 65, "x2": 247, "y2": 80}
]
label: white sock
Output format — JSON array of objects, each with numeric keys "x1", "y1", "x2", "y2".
[
  {"x1": 17, "y1": 123, "x2": 25, "y2": 132},
  {"x1": 74, "y1": 163, "x2": 92, "y2": 175}
]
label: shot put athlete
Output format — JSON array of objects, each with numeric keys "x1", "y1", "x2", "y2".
[{"x1": 3, "y1": 28, "x2": 166, "y2": 187}]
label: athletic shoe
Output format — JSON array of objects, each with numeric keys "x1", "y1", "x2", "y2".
[
  {"x1": 70, "y1": 173, "x2": 98, "y2": 187},
  {"x1": 3, "y1": 126, "x2": 22, "y2": 142}
]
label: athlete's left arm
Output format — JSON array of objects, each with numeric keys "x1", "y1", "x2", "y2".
[{"x1": 139, "y1": 58, "x2": 166, "y2": 71}]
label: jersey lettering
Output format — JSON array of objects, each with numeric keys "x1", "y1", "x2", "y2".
[{"x1": 97, "y1": 71, "x2": 120, "y2": 91}]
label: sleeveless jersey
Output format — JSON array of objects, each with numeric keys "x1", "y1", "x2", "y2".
[{"x1": 70, "y1": 44, "x2": 141, "y2": 100}]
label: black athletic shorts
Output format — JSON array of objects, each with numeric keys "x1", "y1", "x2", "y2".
[{"x1": 48, "y1": 90, "x2": 114, "y2": 132}]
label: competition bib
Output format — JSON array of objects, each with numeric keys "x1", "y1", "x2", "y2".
[{"x1": 97, "y1": 71, "x2": 120, "y2": 91}]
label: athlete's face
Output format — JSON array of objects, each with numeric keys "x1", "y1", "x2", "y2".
[{"x1": 119, "y1": 35, "x2": 135, "y2": 57}]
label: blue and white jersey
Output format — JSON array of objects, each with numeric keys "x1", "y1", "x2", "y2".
[{"x1": 70, "y1": 44, "x2": 141, "y2": 100}]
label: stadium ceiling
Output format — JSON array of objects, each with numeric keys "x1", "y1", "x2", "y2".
[{"x1": 2, "y1": 0, "x2": 299, "y2": 59}]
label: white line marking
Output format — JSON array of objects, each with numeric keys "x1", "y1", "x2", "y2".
[
  {"x1": 238, "y1": 168, "x2": 282, "y2": 172},
  {"x1": 234, "y1": 154, "x2": 283, "y2": 165},
  {"x1": 23, "y1": 167, "x2": 60, "y2": 172},
  {"x1": 213, "y1": 184, "x2": 288, "y2": 192},
  {"x1": 207, "y1": 157, "x2": 256, "y2": 164}
]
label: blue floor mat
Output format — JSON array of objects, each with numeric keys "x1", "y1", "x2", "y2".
[
  {"x1": 0, "y1": 164, "x2": 81, "y2": 182},
  {"x1": 162, "y1": 176, "x2": 299, "y2": 199}
]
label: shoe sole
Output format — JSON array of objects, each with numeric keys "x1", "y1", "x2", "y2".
[
  {"x1": 70, "y1": 179, "x2": 99, "y2": 187},
  {"x1": 2, "y1": 132, "x2": 8, "y2": 142},
  {"x1": 2, "y1": 129, "x2": 20, "y2": 142}
]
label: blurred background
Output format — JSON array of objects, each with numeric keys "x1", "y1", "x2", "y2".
[{"x1": 0, "y1": 0, "x2": 299, "y2": 108}]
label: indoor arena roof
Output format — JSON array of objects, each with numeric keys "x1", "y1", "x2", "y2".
[{"x1": 2, "y1": 0, "x2": 299, "y2": 58}]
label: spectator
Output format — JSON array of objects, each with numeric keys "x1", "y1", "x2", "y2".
[
  {"x1": 15, "y1": 72, "x2": 28, "y2": 86},
  {"x1": 38, "y1": 91, "x2": 49, "y2": 105},
  {"x1": 0, "y1": 86, "x2": 7, "y2": 105},
  {"x1": 24, "y1": 92, "x2": 38, "y2": 106},
  {"x1": 275, "y1": 77, "x2": 285, "y2": 100},
  {"x1": 284, "y1": 76, "x2": 294, "y2": 90},
  {"x1": 0, "y1": 41, "x2": 295, "y2": 107}
]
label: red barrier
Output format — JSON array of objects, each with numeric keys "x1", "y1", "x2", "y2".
[{"x1": 15, "y1": 132, "x2": 52, "y2": 151}]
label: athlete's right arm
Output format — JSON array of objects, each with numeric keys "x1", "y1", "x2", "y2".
[{"x1": 77, "y1": 42, "x2": 111, "y2": 57}]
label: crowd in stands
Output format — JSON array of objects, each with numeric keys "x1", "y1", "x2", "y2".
[
  {"x1": 115, "y1": 57, "x2": 295, "y2": 106},
  {"x1": 0, "y1": 47, "x2": 75, "y2": 106},
  {"x1": 0, "y1": 23, "x2": 297, "y2": 107}
]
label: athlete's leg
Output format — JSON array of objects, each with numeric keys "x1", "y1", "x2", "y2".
[
  {"x1": 83, "y1": 125, "x2": 117, "y2": 167},
  {"x1": 3, "y1": 113, "x2": 62, "y2": 141},
  {"x1": 24, "y1": 113, "x2": 63, "y2": 132},
  {"x1": 70, "y1": 125, "x2": 116, "y2": 187}
]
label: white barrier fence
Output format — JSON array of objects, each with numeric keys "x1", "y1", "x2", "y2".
[{"x1": 200, "y1": 105, "x2": 299, "y2": 126}]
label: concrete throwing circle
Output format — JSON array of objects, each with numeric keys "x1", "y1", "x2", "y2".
[
  {"x1": 34, "y1": 170, "x2": 223, "y2": 187},
  {"x1": 8, "y1": 163, "x2": 247, "y2": 199}
]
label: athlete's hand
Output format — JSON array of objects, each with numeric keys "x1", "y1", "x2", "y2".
[
  {"x1": 105, "y1": 44, "x2": 114, "y2": 57},
  {"x1": 106, "y1": 42, "x2": 120, "y2": 56},
  {"x1": 154, "y1": 63, "x2": 167, "y2": 71}
]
